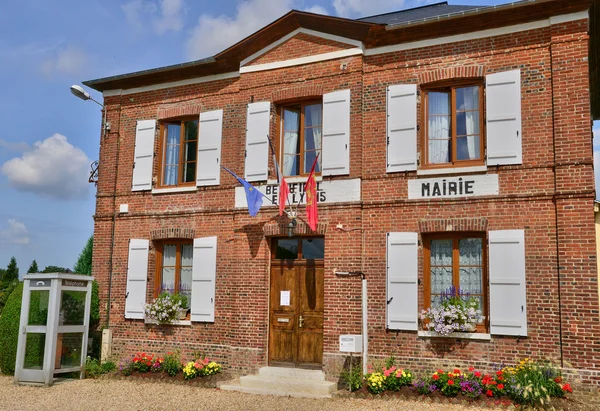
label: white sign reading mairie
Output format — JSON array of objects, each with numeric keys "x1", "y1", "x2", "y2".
[
  {"x1": 408, "y1": 174, "x2": 499, "y2": 200},
  {"x1": 235, "y1": 178, "x2": 361, "y2": 208}
]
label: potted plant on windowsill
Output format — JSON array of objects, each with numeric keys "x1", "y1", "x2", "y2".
[
  {"x1": 144, "y1": 292, "x2": 187, "y2": 325},
  {"x1": 420, "y1": 286, "x2": 484, "y2": 336}
]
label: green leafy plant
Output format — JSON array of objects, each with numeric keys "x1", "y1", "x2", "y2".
[
  {"x1": 83, "y1": 357, "x2": 116, "y2": 378},
  {"x1": 162, "y1": 351, "x2": 182, "y2": 377},
  {"x1": 182, "y1": 357, "x2": 222, "y2": 380},
  {"x1": 340, "y1": 363, "x2": 363, "y2": 392},
  {"x1": 366, "y1": 372, "x2": 385, "y2": 394},
  {"x1": 0, "y1": 282, "x2": 23, "y2": 375},
  {"x1": 503, "y1": 358, "x2": 568, "y2": 406}
]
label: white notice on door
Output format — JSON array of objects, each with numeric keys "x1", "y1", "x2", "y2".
[{"x1": 280, "y1": 291, "x2": 290, "y2": 306}]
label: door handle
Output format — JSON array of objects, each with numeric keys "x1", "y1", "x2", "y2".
[{"x1": 299, "y1": 315, "x2": 304, "y2": 328}]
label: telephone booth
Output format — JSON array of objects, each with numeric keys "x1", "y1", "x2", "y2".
[{"x1": 14, "y1": 273, "x2": 93, "y2": 386}]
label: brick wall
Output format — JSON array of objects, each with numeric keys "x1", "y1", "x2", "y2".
[{"x1": 92, "y1": 19, "x2": 600, "y2": 388}]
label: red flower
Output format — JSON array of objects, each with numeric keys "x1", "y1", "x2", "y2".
[
  {"x1": 468, "y1": 367, "x2": 475, "y2": 372},
  {"x1": 554, "y1": 376, "x2": 563, "y2": 383},
  {"x1": 474, "y1": 371, "x2": 481, "y2": 378},
  {"x1": 432, "y1": 374, "x2": 440, "y2": 380},
  {"x1": 562, "y1": 383, "x2": 573, "y2": 393},
  {"x1": 497, "y1": 384, "x2": 505, "y2": 390},
  {"x1": 448, "y1": 380, "x2": 455, "y2": 386},
  {"x1": 437, "y1": 369, "x2": 444, "y2": 374},
  {"x1": 496, "y1": 370, "x2": 503, "y2": 376},
  {"x1": 486, "y1": 390, "x2": 494, "y2": 397},
  {"x1": 453, "y1": 369, "x2": 461, "y2": 374}
]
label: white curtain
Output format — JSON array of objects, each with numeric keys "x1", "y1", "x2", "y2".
[
  {"x1": 163, "y1": 125, "x2": 180, "y2": 185},
  {"x1": 462, "y1": 87, "x2": 480, "y2": 160},
  {"x1": 161, "y1": 245, "x2": 176, "y2": 293},
  {"x1": 282, "y1": 110, "x2": 299, "y2": 176},
  {"x1": 428, "y1": 92, "x2": 450, "y2": 164},
  {"x1": 180, "y1": 245, "x2": 193, "y2": 308},
  {"x1": 305, "y1": 104, "x2": 322, "y2": 172}
]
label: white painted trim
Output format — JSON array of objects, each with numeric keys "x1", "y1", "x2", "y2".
[
  {"x1": 418, "y1": 331, "x2": 492, "y2": 341},
  {"x1": 366, "y1": 12, "x2": 589, "y2": 57},
  {"x1": 267, "y1": 176, "x2": 323, "y2": 185},
  {"x1": 102, "y1": 71, "x2": 239, "y2": 97},
  {"x1": 145, "y1": 319, "x2": 192, "y2": 326},
  {"x1": 416, "y1": 165, "x2": 488, "y2": 176},
  {"x1": 240, "y1": 27, "x2": 363, "y2": 67},
  {"x1": 152, "y1": 186, "x2": 198, "y2": 195},
  {"x1": 240, "y1": 48, "x2": 363, "y2": 74}
]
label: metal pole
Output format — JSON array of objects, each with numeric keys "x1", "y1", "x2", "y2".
[{"x1": 362, "y1": 277, "x2": 368, "y2": 376}]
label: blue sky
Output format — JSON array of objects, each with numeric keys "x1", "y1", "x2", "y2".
[{"x1": 0, "y1": 0, "x2": 596, "y2": 273}]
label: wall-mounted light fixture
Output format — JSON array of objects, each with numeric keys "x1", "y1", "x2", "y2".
[
  {"x1": 70, "y1": 85, "x2": 110, "y2": 135},
  {"x1": 287, "y1": 218, "x2": 297, "y2": 237}
]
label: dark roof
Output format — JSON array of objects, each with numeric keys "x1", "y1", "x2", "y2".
[{"x1": 357, "y1": 2, "x2": 483, "y2": 26}]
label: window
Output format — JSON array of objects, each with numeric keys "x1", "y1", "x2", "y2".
[
  {"x1": 155, "y1": 241, "x2": 192, "y2": 308},
  {"x1": 422, "y1": 82, "x2": 483, "y2": 168},
  {"x1": 273, "y1": 237, "x2": 324, "y2": 260},
  {"x1": 279, "y1": 102, "x2": 322, "y2": 177},
  {"x1": 159, "y1": 119, "x2": 198, "y2": 187},
  {"x1": 423, "y1": 233, "x2": 487, "y2": 330}
]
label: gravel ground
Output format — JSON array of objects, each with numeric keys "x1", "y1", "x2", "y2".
[{"x1": 0, "y1": 376, "x2": 488, "y2": 411}]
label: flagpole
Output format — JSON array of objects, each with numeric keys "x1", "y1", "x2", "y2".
[
  {"x1": 267, "y1": 135, "x2": 294, "y2": 212},
  {"x1": 220, "y1": 165, "x2": 275, "y2": 205},
  {"x1": 294, "y1": 152, "x2": 319, "y2": 216}
]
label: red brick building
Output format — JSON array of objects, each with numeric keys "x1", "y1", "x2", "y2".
[{"x1": 85, "y1": 0, "x2": 600, "y2": 388}]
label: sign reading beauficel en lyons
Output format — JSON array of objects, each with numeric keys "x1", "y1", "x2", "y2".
[{"x1": 408, "y1": 174, "x2": 499, "y2": 199}]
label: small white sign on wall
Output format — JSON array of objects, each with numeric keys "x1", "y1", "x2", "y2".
[
  {"x1": 408, "y1": 174, "x2": 499, "y2": 200},
  {"x1": 280, "y1": 291, "x2": 290, "y2": 306}
]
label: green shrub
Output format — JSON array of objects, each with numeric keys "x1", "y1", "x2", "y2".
[
  {"x1": 83, "y1": 356, "x2": 116, "y2": 379},
  {"x1": 162, "y1": 351, "x2": 182, "y2": 377},
  {"x1": 0, "y1": 283, "x2": 23, "y2": 375},
  {"x1": 340, "y1": 364, "x2": 363, "y2": 392}
]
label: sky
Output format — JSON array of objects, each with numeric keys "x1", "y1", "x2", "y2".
[{"x1": 0, "y1": 0, "x2": 597, "y2": 273}]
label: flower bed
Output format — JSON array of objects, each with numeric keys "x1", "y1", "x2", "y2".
[
  {"x1": 343, "y1": 358, "x2": 576, "y2": 409},
  {"x1": 110, "y1": 350, "x2": 225, "y2": 387}
]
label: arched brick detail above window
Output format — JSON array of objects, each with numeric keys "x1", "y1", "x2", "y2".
[
  {"x1": 151, "y1": 227, "x2": 195, "y2": 240},
  {"x1": 418, "y1": 66, "x2": 485, "y2": 84},
  {"x1": 419, "y1": 218, "x2": 487, "y2": 233},
  {"x1": 272, "y1": 85, "x2": 324, "y2": 103},
  {"x1": 157, "y1": 104, "x2": 202, "y2": 119},
  {"x1": 263, "y1": 218, "x2": 327, "y2": 237}
]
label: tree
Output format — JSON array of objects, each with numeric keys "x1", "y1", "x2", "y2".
[
  {"x1": 27, "y1": 260, "x2": 39, "y2": 274},
  {"x1": 41, "y1": 265, "x2": 70, "y2": 273},
  {"x1": 0, "y1": 282, "x2": 23, "y2": 375},
  {"x1": 3, "y1": 257, "x2": 18, "y2": 284},
  {"x1": 73, "y1": 236, "x2": 93, "y2": 275}
]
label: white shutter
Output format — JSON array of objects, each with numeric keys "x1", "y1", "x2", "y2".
[
  {"x1": 489, "y1": 230, "x2": 527, "y2": 336},
  {"x1": 191, "y1": 236, "x2": 217, "y2": 322},
  {"x1": 387, "y1": 84, "x2": 417, "y2": 172},
  {"x1": 244, "y1": 102, "x2": 270, "y2": 182},
  {"x1": 125, "y1": 239, "x2": 149, "y2": 319},
  {"x1": 486, "y1": 69, "x2": 522, "y2": 165},
  {"x1": 196, "y1": 109, "x2": 223, "y2": 186},
  {"x1": 386, "y1": 232, "x2": 418, "y2": 330},
  {"x1": 132, "y1": 120, "x2": 156, "y2": 191},
  {"x1": 322, "y1": 89, "x2": 350, "y2": 176}
]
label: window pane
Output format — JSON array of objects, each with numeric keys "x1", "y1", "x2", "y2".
[
  {"x1": 184, "y1": 120, "x2": 198, "y2": 141},
  {"x1": 427, "y1": 92, "x2": 451, "y2": 164},
  {"x1": 459, "y1": 238, "x2": 483, "y2": 296},
  {"x1": 275, "y1": 239, "x2": 298, "y2": 259},
  {"x1": 28, "y1": 290, "x2": 49, "y2": 326},
  {"x1": 161, "y1": 245, "x2": 177, "y2": 293},
  {"x1": 283, "y1": 109, "x2": 300, "y2": 176},
  {"x1": 24, "y1": 333, "x2": 45, "y2": 369},
  {"x1": 304, "y1": 147, "x2": 321, "y2": 174},
  {"x1": 459, "y1": 267, "x2": 483, "y2": 295},
  {"x1": 304, "y1": 104, "x2": 322, "y2": 174},
  {"x1": 163, "y1": 124, "x2": 180, "y2": 185},
  {"x1": 183, "y1": 160, "x2": 196, "y2": 183},
  {"x1": 430, "y1": 266, "x2": 453, "y2": 296},
  {"x1": 302, "y1": 238, "x2": 324, "y2": 259},
  {"x1": 57, "y1": 333, "x2": 83, "y2": 368},
  {"x1": 456, "y1": 86, "x2": 479, "y2": 111},
  {"x1": 430, "y1": 239, "x2": 452, "y2": 265},
  {"x1": 60, "y1": 291, "x2": 86, "y2": 326},
  {"x1": 180, "y1": 245, "x2": 193, "y2": 307},
  {"x1": 305, "y1": 104, "x2": 322, "y2": 127}
]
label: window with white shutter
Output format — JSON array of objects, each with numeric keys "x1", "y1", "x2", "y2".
[
  {"x1": 386, "y1": 232, "x2": 418, "y2": 331},
  {"x1": 132, "y1": 120, "x2": 156, "y2": 191},
  {"x1": 191, "y1": 236, "x2": 217, "y2": 323},
  {"x1": 245, "y1": 102, "x2": 270, "y2": 182},
  {"x1": 322, "y1": 89, "x2": 350, "y2": 176},
  {"x1": 387, "y1": 84, "x2": 417, "y2": 172},
  {"x1": 196, "y1": 109, "x2": 223, "y2": 186},
  {"x1": 488, "y1": 230, "x2": 527, "y2": 336},
  {"x1": 125, "y1": 239, "x2": 149, "y2": 319},
  {"x1": 486, "y1": 69, "x2": 522, "y2": 165}
]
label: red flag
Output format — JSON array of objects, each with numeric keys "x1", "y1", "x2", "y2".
[
  {"x1": 279, "y1": 177, "x2": 289, "y2": 216},
  {"x1": 305, "y1": 155, "x2": 319, "y2": 231}
]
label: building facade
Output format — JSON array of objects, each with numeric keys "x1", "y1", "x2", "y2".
[{"x1": 86, "y1": 0, "x2": 600, "y2": 388}]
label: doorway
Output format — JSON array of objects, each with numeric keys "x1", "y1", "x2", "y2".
[{"x1": 269, "y1": 237, "x2": 324, "y2": 368}]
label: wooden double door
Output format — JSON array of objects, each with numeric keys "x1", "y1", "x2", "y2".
[{"x1": 269, "y1": 237, "x2": 324, "y2": 368}]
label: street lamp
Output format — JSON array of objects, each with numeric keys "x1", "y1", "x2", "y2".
[{"x1": 70, "y1": 85, "x2": 104, "y2": 107}]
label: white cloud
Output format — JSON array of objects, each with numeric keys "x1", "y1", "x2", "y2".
[
  {"x1": 122, "y1": 0, "x2": 183, "y2": 35},
  {"x1": 41, "y1": 46, "x2": 88, "y2": 76},
  {"x1": 304, "y1": 5, "x2": 329, "y2": 15},
  {"x1": 0, "y1": 139, "x2": 29, "y2": 152},
  {"x1": 154, "y1": 0, "x2": 184, "y2": 34},
  {"x1": 186, "y1": 0, "x2": 293, "y2": 60},
  {"x1": 0, "y1": 219, "x2": 30, "y2": 245},
  {"x1": 1, "y1": 134, "x2": 90, "y2": 200}
]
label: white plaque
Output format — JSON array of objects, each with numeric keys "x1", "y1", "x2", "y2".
[
  {"x1": 408, "y1": 174, "x2": 499, "y2": 199},
  {"x1": 280, "y1": 291, "x2": 290, "y2": 306}
]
